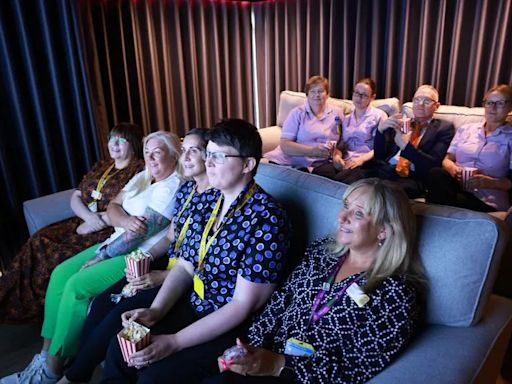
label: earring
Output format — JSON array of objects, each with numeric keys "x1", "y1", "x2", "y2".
[{"x1": 378, "y1": 239, "x2": 384, "y2": 247}]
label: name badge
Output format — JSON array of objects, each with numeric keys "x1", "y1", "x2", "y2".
[
  {"x1": 193, "y1": 274, "x2": 205, "y2": 300},
  {"x1": 91, "y1": 190, "x2": 102, "y2": 200},
  {"x1": 346, "y1": 283, "x2": 370, "y2": 307},
  {"x1": 87, "y1": 201, "x2": 98, "y2": 213},
  {"x1": 284, "y1": 338, "x2": 315, "y2": 357}
]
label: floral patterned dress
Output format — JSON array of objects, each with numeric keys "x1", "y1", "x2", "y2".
[{"x1": 0, "y1": 158, "x2": 144, "y2": 323}]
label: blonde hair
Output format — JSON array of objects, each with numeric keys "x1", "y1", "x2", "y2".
[
  {"x1": 332, "y1": 178, "x2": 425, "y2": 293},
  {"x1": 125, "y1": 131, "x2": 183, "y2": 196}
]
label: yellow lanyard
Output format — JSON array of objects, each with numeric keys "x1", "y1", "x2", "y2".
[
  {"x1": 95, "y1": 162, "x2": 121, "y2": 197},
  {"x1": 197, "y1": 182, "x2": 257, "y2": 271},
  {"x1": 172, "y1": 185, "x2": 199, "y2": 253},
  {"x1": 176, "y1": 185, "x2": 197, "y2": 222}
]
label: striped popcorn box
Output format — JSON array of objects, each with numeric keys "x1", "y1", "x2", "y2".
[
  {"x1": 125, "y1": 249, "x2": 151, "y2": 278},
  {"x1": 117, "y1": 321, "x2": 151, "y2": 363}
]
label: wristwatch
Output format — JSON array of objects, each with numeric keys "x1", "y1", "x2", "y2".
[{"x1": 278, "y1": 355, "x2": 295, "y2": 380}]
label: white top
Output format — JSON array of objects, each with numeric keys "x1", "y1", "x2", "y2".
[{"x1": 99, "y1": 170, "x2": 181, "y2": 252}]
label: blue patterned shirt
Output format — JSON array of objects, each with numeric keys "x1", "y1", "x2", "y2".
[
  {"x1": 178, "y1": 181, "x2": 290, "y2": 315},
  {"x1": 167, "y1": 180, "x2": 220, "y2": 258}
]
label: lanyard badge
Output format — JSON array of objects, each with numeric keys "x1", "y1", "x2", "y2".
[
  {"x1": 87, "y1": 201, "x2": 98, "y2": 213},
  {"x1": 346, "y1": 282, "x2": 370, "y2": 307},
  {"x1": 193, "y1": 274, "x2": 205, "y2": 300},
  {"x1": 284, "y1": 338, "x2": 315, "y2": 357},
  {"x1": 91, "y1": 190, "x2": 102, "y2": 200}
]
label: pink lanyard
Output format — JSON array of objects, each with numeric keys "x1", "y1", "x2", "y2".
[{"x1": 308, "y1": 254, "x2": 365, "y2": 326}]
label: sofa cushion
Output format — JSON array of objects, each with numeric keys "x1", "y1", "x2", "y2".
[
  {"x1": 411, "y1": 202, "x2": 507, "y2": 326},
  {"x1": 254, "y1": 163, "x2": 507, "y2": 327},
  {"x1": 255, "y1": 163, "x2": 347, "y2": 272},
  {"x1": 275, "y1": 90, "x2": 400, "y2": 126},
  {"x1": 401, "y1": 102, "x2": 512, "y2": 130}
]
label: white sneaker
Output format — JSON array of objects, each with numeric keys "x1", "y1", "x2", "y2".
[
  {"x1": 0, "y1": 353, "x2": 59, "y2": 384},
  {"x1": 0, "y1": 353, "x2": 45, "y2": 384}
]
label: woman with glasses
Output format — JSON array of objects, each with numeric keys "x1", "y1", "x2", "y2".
[
  {"x1": 313, "y1": 78, "x2": 387, "y2": 182},
  {"x1": 264, "y1": 75, "x2": 344, "y2": 171},
  {"x1": 1, "y1": 132, "x2": 182, "y2": 384},
  {"x1": 57, "y1": 128, "x2": 218, "y2": 384},
  {"x1": 0, "y1": 123, "x2": 144, "y2": 324},
  {"x1": 426, "y1": 84, "x2": 512, "y2": 212}
]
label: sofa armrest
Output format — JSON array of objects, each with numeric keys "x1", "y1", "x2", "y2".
[
  {"x1": 23, "y1": 189, "x2": 76, "y2": 235},
  {"x1": 259, "y1": 125, "x2": 282, "y2": 154},
  {"x1": 368, "y1": 294, "x2": 512, "y2": 384}
]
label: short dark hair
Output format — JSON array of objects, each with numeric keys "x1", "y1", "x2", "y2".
[
  {"x1": 208, "y1": 118, "x2": 262, "y2": 174},
  {"x1": 109, "y1": 122, "x2": 144, "y2": 159},
  {"x1": 185, "y1": 127, "x2": 209, "y2": 148}
]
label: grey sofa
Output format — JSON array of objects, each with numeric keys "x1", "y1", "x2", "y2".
[
  {"x1": 23, "y1": 163, "x2": 512, "y2": 383},
  {"x1": 255, "y1": 164, "x2": 512, "y2": 383}
]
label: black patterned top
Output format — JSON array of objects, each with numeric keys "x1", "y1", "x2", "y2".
[{"x1": 248, "y1": 237, "x2": 421, "y2": 384}]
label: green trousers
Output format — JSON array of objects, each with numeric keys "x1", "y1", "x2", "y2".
[{"x1": 41, "y1": 244, "x2": 126, "y2": 357}]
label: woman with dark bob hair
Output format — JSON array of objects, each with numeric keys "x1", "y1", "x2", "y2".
[
  {"x1": 0, "y1": 122, "x2": 144, "y2": 323},
  {"x1": 210, "y1": 178, "x2": 426, "y2": 384}
]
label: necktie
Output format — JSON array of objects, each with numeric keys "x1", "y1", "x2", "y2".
[{"x1": 395, "y1": 121, "x2": 425, "y2": 177}]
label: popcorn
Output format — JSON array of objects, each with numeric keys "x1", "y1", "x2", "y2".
[
  {"x1": 125, "y1": 249, "x2": 152, "y2": 278},
  {"x1": 117, "y1": 321, "x2": 150, "y2": 363}
]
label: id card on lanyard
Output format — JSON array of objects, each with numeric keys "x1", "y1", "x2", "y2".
[
  {"x1": 88, "y1": 162, "x2": 120, "y2": 212},
  {"x1": 308, "y1": 255, "x2": 369, "y2": 327},
  {"x1": 193, "y1": 182, "x2": 257, "y2": 300}
]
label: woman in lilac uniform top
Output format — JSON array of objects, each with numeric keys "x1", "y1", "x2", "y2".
[
  {"x1": 313, "y1": 78, "x2": 387, "y2": 183},
  {"x1": 264, "y1": 75, "x2": 343, "y2": 171},
  {"x1": 426, "y1": 84, "x2": 512, "y2": 212}
]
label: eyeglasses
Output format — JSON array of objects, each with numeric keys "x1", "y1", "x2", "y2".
[
  {"x1": 412, "y1": 97, "x2": 437, "y2": 106},
  {"x1": 482, "y1": 99, "x2": 511, "y2": 108},
  {"x1": 108, "y1": 136, "x2": 128, "y2": 145},
  {"x1": 204, "y1": 150, "x2": 245, "y2": 164},
  {"x1": 352, "y1": 91, "x2": 370, "y2": 99},
  {"x1": 181, "y1": 146, "x2": 205, "y2": 158}
]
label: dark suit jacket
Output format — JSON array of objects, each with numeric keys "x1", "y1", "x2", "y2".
[{"x1": 374, "y1": 118, "x2": 455, "y2": 180}]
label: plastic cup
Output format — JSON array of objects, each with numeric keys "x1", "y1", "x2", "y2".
[
  {"x1": 324, "y1": 140, "x2": 337, "y2": 156},
  {"x1": 461, "y1": 167, "x2": 478, "y2": 191},
  {"x1": 400, "y1": 117, "x2": 412, "y2": 134}
]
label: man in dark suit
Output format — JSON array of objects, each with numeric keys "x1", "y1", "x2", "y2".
[{"x1": 357, "y1": 84, "x2": 455, "y2": 198}]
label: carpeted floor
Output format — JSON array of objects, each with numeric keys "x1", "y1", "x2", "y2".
[{"x1": 0, "y1": 323, "x2": 101, "y2": 382}]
